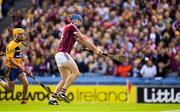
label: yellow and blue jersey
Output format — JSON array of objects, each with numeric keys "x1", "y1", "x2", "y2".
[
  {"x1": 5, "y1": 40, "x2": 23, "y2": 68},
  {"x1": 5, "y1": 40, "x2": 23, "y2": 81}
]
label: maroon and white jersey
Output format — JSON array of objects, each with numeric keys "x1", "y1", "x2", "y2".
[{"x1": 57, "y1": 23, "x2": 78, "y2": 54}]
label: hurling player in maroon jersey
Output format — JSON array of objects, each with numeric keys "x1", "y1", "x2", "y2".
[{"x1": 48, "y1": 14, "x2": 103, "y2": 105}]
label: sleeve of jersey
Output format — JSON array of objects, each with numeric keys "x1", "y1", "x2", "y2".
[{"x1": 6, "y1": 46, "x2": 15, "y2": 58}]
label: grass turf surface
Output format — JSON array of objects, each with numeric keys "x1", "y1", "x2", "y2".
[{"x1": 0, "y1": 102, "x2": 180, "y2": 112}]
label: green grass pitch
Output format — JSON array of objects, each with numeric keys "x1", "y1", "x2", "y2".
[{"x1": 0, "y1": 102, "x2": 180, "y2": 112}]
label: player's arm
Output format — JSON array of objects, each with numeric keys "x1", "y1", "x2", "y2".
[
  {"x1": 9, "y1": 57, "x2": 26, "y2": 72},
  {"x1": 9, "y1": 58, "x2": 22, "y2": 69},
  {"x1": 74, "y1": 31, "x2": 102, "y2": 54},
  {"x1": 9, "y1": 54, "x2": 32, "y2": 76}
]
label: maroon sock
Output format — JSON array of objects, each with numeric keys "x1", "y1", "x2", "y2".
[
  {"x1": 60, "y1": 88, "x2": 66, "y2": 95},
  {"x1": 52, "y1": 93, "x2": 57, "y2": 98}
]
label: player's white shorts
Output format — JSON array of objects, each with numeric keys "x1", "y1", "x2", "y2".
[{"x1": 55, "y1": 52, "x2": 73, "y2": 66}]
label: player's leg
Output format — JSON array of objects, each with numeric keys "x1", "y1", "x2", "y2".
[
  {"x1": 49, "y1": 67, "x2": 69, "y2": 105},
  {"x1": 61, "y1": 59, "x2": 80, "y2": 89},
  {"x1": 0, "y1": 68, "x2": 15, "y2": 91},
  {"x1": 48, "y1": 52, "x2": 71, "y2": 105},
  {"x1": 0, "y1": 80, "x2": 15, "y2": 92},
  {"x1": 0, "y1": 79, "x2": 9, "y2": 90},
  {"x1": 58, "y1": 59, "x2": 80, "y2": 103},
  {"x1": 53, "y1": 66, "x2": 69, "y2": 94},
  {"x1": 17, "y1": 72, "x2": 29, "y2": 104}
]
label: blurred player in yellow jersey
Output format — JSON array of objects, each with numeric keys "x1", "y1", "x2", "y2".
[{"x1": 0, "y1": 28, "x2": 32, "y2": 104}]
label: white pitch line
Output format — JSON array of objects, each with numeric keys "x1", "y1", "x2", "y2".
[{"x1": 161, "y1": 110, "x2": 180, "y2": 112}]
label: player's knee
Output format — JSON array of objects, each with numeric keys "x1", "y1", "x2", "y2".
[
  {"x1": 74, "y1": 71, "x2": 81, "y2": 77},
  {"x1": 76, "y1": 72, "x2": 81, "y2": 77}
]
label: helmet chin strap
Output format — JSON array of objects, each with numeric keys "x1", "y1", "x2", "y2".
[
  {"x1": 71, "y1": 20, "x2": 75, "y2": 24},
  {"x1": 70, "y1": 18, "x2": 79, "y2": 25},
  {"x1": 14, "y1": 35, "x2": 23, "y2": 42},
  {"x1": 15, "y1": 38, "x2": 23, "y2": 42}
]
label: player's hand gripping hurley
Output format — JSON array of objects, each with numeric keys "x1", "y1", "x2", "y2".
[{"x1": 82, "y1": 48, "x2": 129, "y2": 64}]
